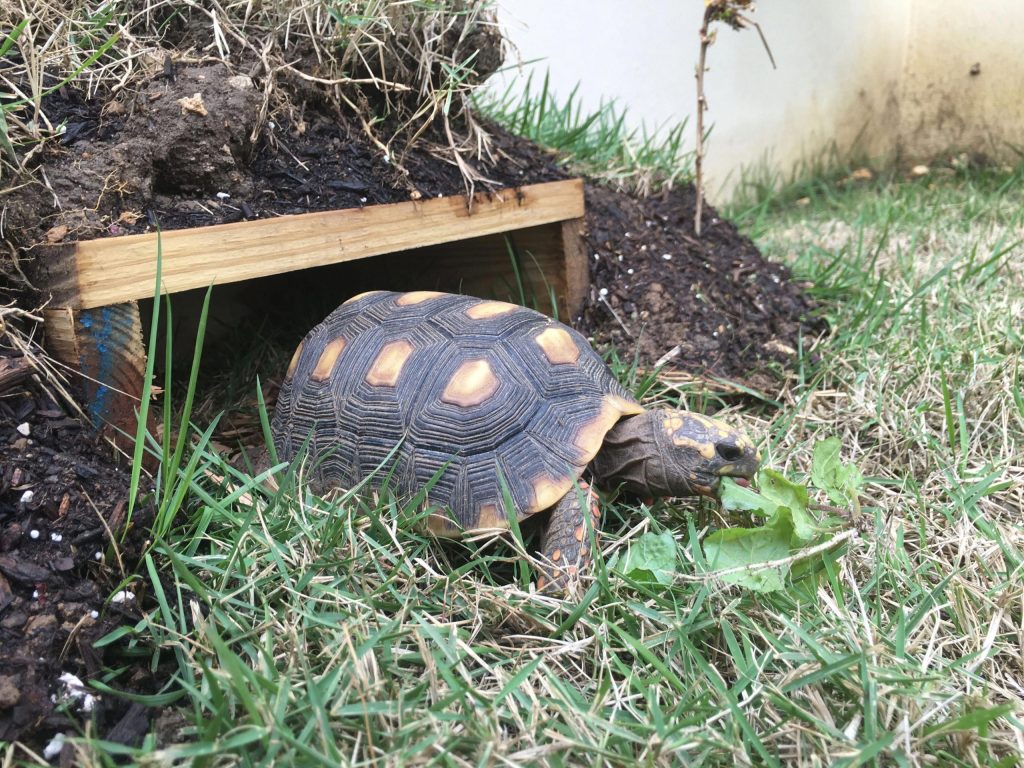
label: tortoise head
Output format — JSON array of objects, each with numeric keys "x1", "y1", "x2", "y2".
[{"x1": 651, "y1": 409, "x2": 760, "y2": 497}]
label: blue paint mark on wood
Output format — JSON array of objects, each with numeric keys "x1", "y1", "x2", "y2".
[
  {"x1": 74, "y1": 304, "x2": 144, "y2": 431},
  {"x1": 77, "y1": 308, "x2": 112, "y2": 427}
]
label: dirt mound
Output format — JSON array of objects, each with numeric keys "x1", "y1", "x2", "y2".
[
  {"x1": 3, "y1": 62, "x2": 567, "y2": 261},
  {"x1": 579, "y1": 183, "x2": 819, "y2": 385}
]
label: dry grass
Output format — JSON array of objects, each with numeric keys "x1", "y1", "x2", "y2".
[
  {"x1": 3, "y1": 6, "x2": 1023, "y2": 761},
  {"x1": 0, "y1": 1, "x2": 503, "y2": 193},
  {"x1": 8, "y1": 166, "x2": 1011, "y2": 766}
]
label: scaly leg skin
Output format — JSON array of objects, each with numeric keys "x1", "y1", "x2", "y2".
[{"x1": 536, "y1": 481, "x2": 602, "y2": 595}]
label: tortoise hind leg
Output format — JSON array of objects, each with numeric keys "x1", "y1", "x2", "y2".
[{"x1": 536, "y1": 481, "x2": 602, "y2": 594}]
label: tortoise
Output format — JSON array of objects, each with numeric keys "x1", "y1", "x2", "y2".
[{"x1": 271, "y1": 290, "x2": 760, "y2": 592}]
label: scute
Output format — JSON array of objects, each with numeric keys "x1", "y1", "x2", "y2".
[{"x1": 271, "y1": 291, "x2": 643, "y2": 532}]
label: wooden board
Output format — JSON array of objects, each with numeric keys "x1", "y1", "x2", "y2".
[
  {"x1": 346, "y1": 218, "x2": 587, "y2": 319},
  {"x1": 43, "y1": 303, "x2": 148, "y2": 450},
  {"x1": 31, "y1": 179, "x2": 584, "y2": 310},
  {"x1": 33, "y1": 178, "x2": 588, "y2": 440}
]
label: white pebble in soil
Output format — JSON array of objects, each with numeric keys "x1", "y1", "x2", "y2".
[
  {"x1": 662, "y1": 253, "x2": 673, "y2": 261},
  {"x1": 20, "y1": 490, "x2": 34, "y2": 505},
  {"x1": 43, "y1": 733, "x2": 66, "y2": 760},
  {"x1": 598, "y1": 288, "x2": 609, "y2": 298},
  {"x1": 58, "y1": 672, "x2": 96, "y2": 713},
  {"x1": 29, "y1": 528, "x2": 40, "y2": 539},
  {"x1": 16, "y1": 422, "x2": 30, "y2": 436}
]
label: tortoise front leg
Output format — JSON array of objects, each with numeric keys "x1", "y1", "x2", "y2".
[{"x1": 536, "y1": 481, "x2": 602, "y2": 594}]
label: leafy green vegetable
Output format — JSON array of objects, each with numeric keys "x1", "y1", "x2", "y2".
[
  {"x1": 811, "y1": 436, "x2": 864, "y2": 506},
  {"x1": 703, "y1": 523, "x2": 789, "y2": 592},
  {"x1": 759, "y1": 469, "x2": 817, "y2": 544},
  {"x1": 720, "y1": 478, "x2": 780, "y2": 517},
  {"x1": 705, "y1": 462, "x2": 831, "y2": 591},
  {"x1": 618, "y1": 531, "x2": 678, "y2": 585}
]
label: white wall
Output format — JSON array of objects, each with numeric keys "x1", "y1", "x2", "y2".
[
  {"x1": 493, "y1": 1, "x2": 1023, "y2": 202},
  {"x1": 900, "y1": 0, "x2": 1024, "y2": 163}
]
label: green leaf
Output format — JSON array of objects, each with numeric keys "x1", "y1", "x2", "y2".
[
  {"x1": 811, "y1": 436, "x2": 842, "y2": 490},
  {"x1": 760, "y1": 469, "x2": 817, "y2": 544},
  {"x1": 720, "y1": 477, "x2": 779, "y2": 517},
  {"x1": 811, "y1": 437, "x2": 864, "y2": 506},
  {"x1": 759, "y1": 468, "x2": 809, "y2": 512},
  {"x1": 703, "y1": 525, "x2": 789, "y2": 592},
  {"x1": 618, "y1": 531, "x2": 678, "y2": 585}
]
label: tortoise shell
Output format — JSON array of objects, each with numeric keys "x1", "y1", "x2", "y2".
[{"x1": 272, "y1": 290, "x2": 643, "y2": 535}]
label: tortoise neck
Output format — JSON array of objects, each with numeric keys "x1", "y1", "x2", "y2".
[{"x1": 589, "y1": 411, "x2": 665, "y2": 495}]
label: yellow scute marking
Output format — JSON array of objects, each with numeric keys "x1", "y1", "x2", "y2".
[
  {"x1": 396, "y1": 291, "x2": 444, "y2": 306},
  {"x1": 672, "y1": 434, "x2": 717, "y2": 460},
  {"x1": 532, "y1": 475, "x2": 568, "y2": 511},
  {"x1": 535, "y1": 326, "x2": 580, "y2": 365},
  {"x1": 366, "y1": 339, "x2": 414, "y2": 387},
  {"x1": 611, "y1": 395, "x2": 644, "y2": 416},
  {"x1": 476, "y1": 503, "x2": 508, "y2": 529},
  {"x1": 466, "y1": 301, "x2": 517, "y2": 319},
  {"x1": 425, "y1": 511, "x2": 461, "y2": 537},
  {"x1": 441, "y1": 359, "x2": 499, "y2": 407},
  {"x1": 311, "y1": 337, "x2": 347, "y2": 381},
  {"x1": 343, "y1": 290, "x2": 383, "y2": 305},
  {"x1": 574, "y1": 395, "x2": 643, "y2": 463},
  {"x1": 285, "y1": 340, "x2": 303, "y2": 379}
]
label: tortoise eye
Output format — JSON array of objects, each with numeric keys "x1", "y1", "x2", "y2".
[{"x1": 716, "y1": 443, "x2": 743, "y2": 462}]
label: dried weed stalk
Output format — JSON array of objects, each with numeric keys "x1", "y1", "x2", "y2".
[
  {"x1": 694, "y1": 0, "x2": 774, "y2": 235},
  {"x1": 0, "y1": 1, "x2": 505, "y2": 195}
]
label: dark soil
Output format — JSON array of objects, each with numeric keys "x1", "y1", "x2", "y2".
[
  {"x1": 0, "y1": 349, "x2": 156, "y2": 756},
  {"x1": 1, "y1": 58, "x2": 821, "y2": 756},
  {"x1": 5, "y1": 63, "x2": 566, "y2": 254},
  {"x1": 579, "y1": 183, "x2": 819, "y2": 387}
]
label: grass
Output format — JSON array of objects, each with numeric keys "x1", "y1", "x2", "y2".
[
  {"x1": 0, "y1": 1, "x2": 499, "y2": 194},
  {"x1": 475, "y1": 70, "x2": 694, "y2": 194},
  {"x1": 4, "y1": 37, "x2": 1022, "y2": 760},
  {"x1": 31, "y1": 161, "x2": 1019, "y2": 766}
]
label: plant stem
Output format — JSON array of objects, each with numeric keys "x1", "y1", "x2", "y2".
[{"x1": 694, "y1": 7, "x2": 713, "y2": 237}]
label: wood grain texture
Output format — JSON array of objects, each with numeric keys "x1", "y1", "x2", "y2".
[
  {"x1": 45, "y1": 304, "x2": 146, "y2": 436},
  {"x1": 560, "y1": 217, "x2": 588, "y2": 318},
  {"x1": 61, "y1": 179, "x2": 584, "y2": 309},
  {"x1": 364, "y1": 218, "x2": 586, "y2": 318},
  {"x1": 27, "y1": 244, "x2": 81, "y2": 308}
]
